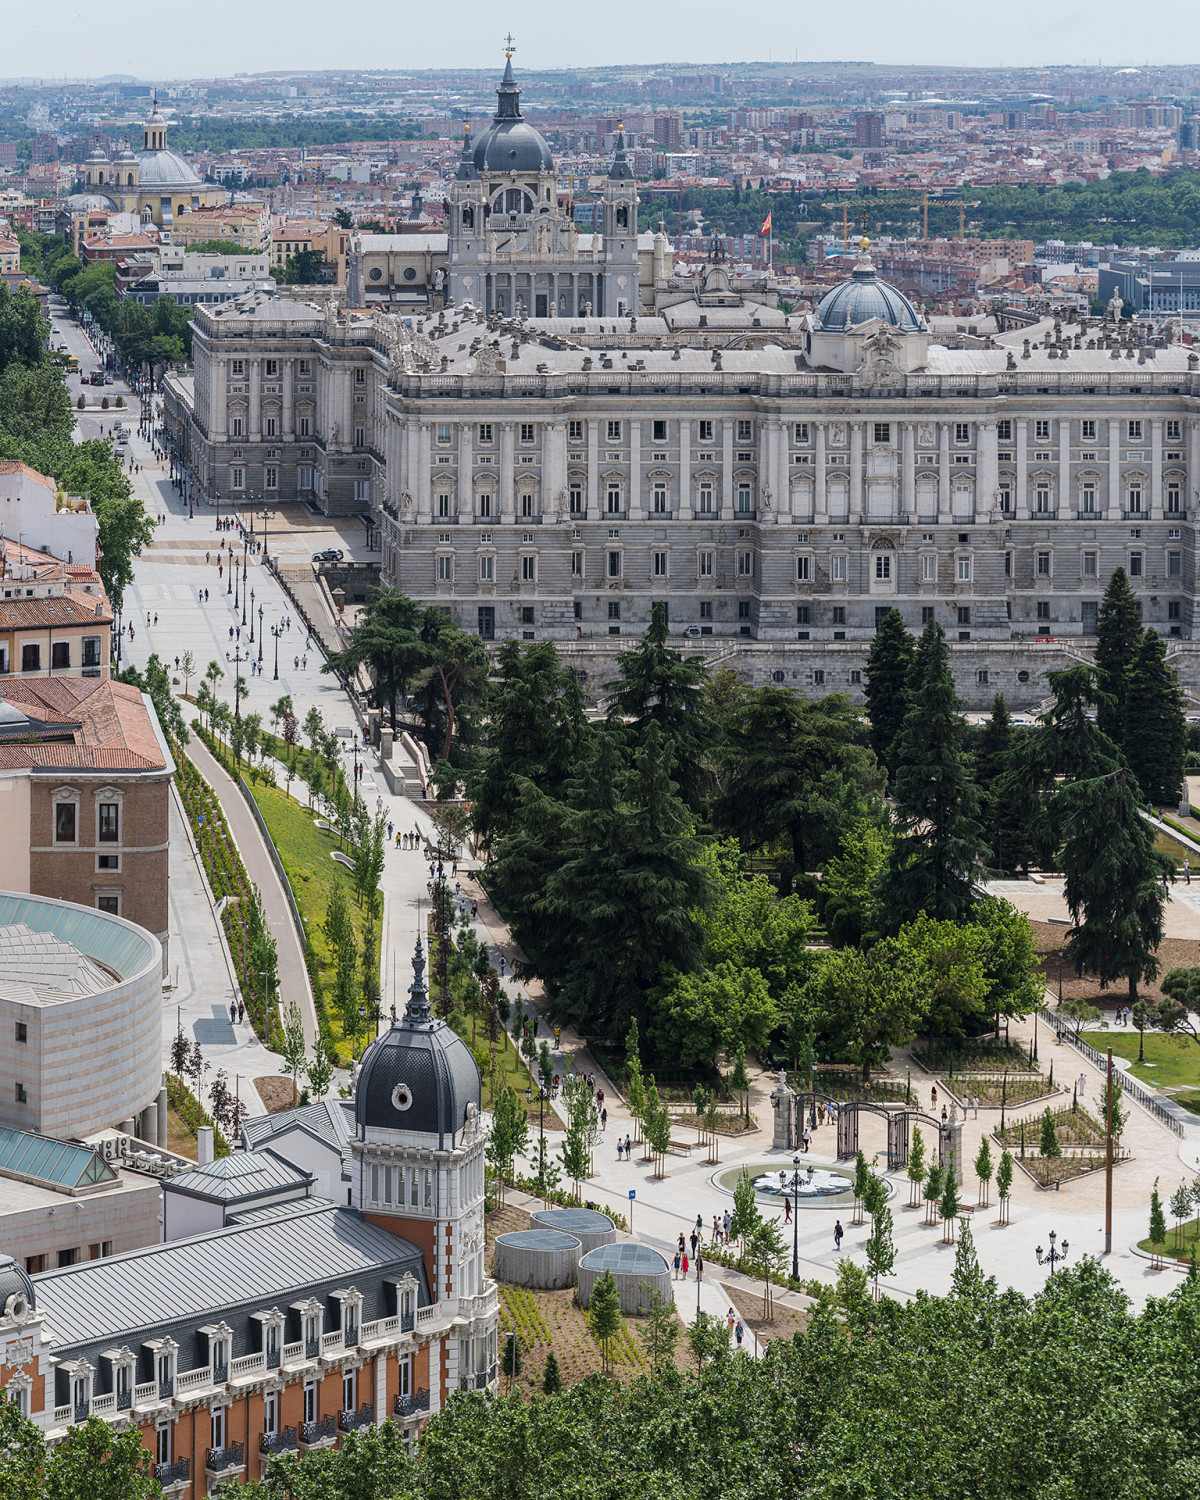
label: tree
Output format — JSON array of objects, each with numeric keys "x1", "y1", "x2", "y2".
[
  {"x1": 729, "y1": 1166, "x2": 761, "y2": 1249},
  {"x1": 324, "y1": 588, "x2": 431, "y2": 731},
  {"x1": 1124, "y1": 627, "x2": 1186, "y2": 805},
  {"x1": 813, "y1": 938, "x2": 925, "y2": 1081},
  {"x1": 307, "y1": 1038, "x2": 335, "y2": 1100},
  {"x1": 1149, "y1": 1179, "x2": 1167, "y2": 1268},
  {"x1": 863, "y1": 607, "x2": 914, "y2": 776},
  {"x1": 1103, "y1": 1062, "x2": 1128, "y2": 1143},
  {"x1": 996, "y1": 1149, "x2": 1014, "y2": 1225},
  {"x1": 923, "y1": 1160, "x2": 944, "y2": 1226},
  {"x1": 864, "y1": 1203, "x2": 896, "y2": 1298},
  {"x1": 180, "y1": 650, "x2": 196, "y2": 697},
  {"x1": 649, "y1": 961, "x2": 776, "y2": 1068},
  {"x1": 852, "y1": 1148, "x2": 871, "y2": 1223},
  {"x1": 1169, "y1": 1182, "x2": 1193, "y2": 1251},
  {"x1": 939, "y1": 1160, "x2": 960, "y2": 1242},
  {"x1": 278, "y1": 1000, "x2": 308, "y2": 1093},
  {"x1": 685, "y1": 1309, "x2": 729, "y2": 1373},
  {"x1": 879, "y1": 620, "x2": 990, "y2": 931},
  {"x1": 1095, "y1": 565, "x2": 1143, "y2": 745},
  {"x1": 975, "y1": 1137, "x2": 993, "y2": 1208},
  {"x1": 744, "y1": 1215, "x2": 787, "y2": 1317},
  {"x1": 486, "y1": 1084, "x2": 530, "y2": 1204},
  {"x1": 324, "y1": 879, "x2": 360, "y2": 1045},
  {"x1": 1039, "y1": 1108, "x2": 1062, "y2": 1161},
  {"x1": 1058, "y1": 765, "x2": 1172, "y2": 1001},
  {"x1": 604, "y1": 602, "x2": 712, "y2": 810},
  {"x1": 729, "y1": 1044, "x2": 752, "y2": 1125},
  {"x1": 587, "y1": 1268, "x2": 623, "y2": 1374},
  {"x1": 500, "y1": 1331, "x2": 522, "y2": 1394},
  {"x1": 907, "y1": 1124, "x2": 927, "y2": 1208},
  {"x1": 950, "y1": 1219, "x2": 994, "y2": 1299},
  {"x1": 541, "y1": 1349, "x2": 562, "y2": 1394},
  {"x1": 558, "y1": 1078, "x2": 592, "y2": 1200},
  {"x1": 819, "y1": 818, "x2": 891, "y2": 948},
  {"x1": 638, "y1": 1286, "x2": 680, "y2": 1369}
]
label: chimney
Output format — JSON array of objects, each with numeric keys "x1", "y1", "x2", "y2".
[{"x1": 197, "y1": 1126, "x2": 214, "y2": 1165}]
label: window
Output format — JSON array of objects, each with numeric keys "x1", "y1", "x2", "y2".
[
  {"x1": 98, "y1": 803, "x2": 119, "y2": 842},
  {"x1": 55, "y1": 802, "x2": 76, "y2": 842},
  {"x1": 520, "y1": 423, "x2": 535, "y2": 443},
  {"x1": 873, "y1": 422, "x2": 891, "y2": 444},
  {"x1": 957, "y1": 556, "x2": 972, "y2": 582},
  {"x1": 652, "y1": 483, "x2": 669, "y2": 514},
  {"x1": 1035, "y1": 487, "x2": 1051, "y2": 515},
  {"x1": 831, "y1": 555, "x2": 847, "y2": 582},
  {"x1": 264, "y1": 359, "x2": 278, "y2": 377},
  {"x1": 1081, "y1": 419, "x2": 1096, "y2": 441},
  {"x1": 14, "y1": 1021, "x2": 26, "y2": 1043},
  {"x1": 231, "y1": 467, "x2": 245, "y2": 491},
  {"x1": 1081, "y1": 485, "x2": 1096, "y2": 516},
  {"x1": 698, "y1": 550, "x2": 714, "y2": 578},
  {"x1": 1035, "y1": 420, "x2": 1051, "y2": 440},
  {"x1": 608, "y1": 602, "x2": 622, "y2": 623},
  {"x1": 700, "y1": 601, "x2": 714, "y2": 620},
  {"x1": 1082, "y1": 551, "x2": 1098, "y2": 577},
  {"x1": 996, "y1": 419, "x2": 1012, "y2": 441},
  {"x1": 1036, "y1": 550, "x2": 1051, "y2": 578},
  {"x1": 652, "y1": 551, "x2": 668, "y2": 578},
  {"x1": 832, "y1": 606, "x2": 846, "y2": 624},
  {"x1": 1168, "y1": 485, "x2": 1182, "y2": 515},
  {"x1": 156, "y1": 1425, "x2": 171, "y2": 1466},
  {"x1": 955, "y1": 422, "x2": 970, "y2": 443},
  {"x1": 697, "y1": 483, "x2": 714, "y2": 515},
  {"x1": 606, "y1": 420, "x2": 621, "y2": 441},
  {"x1": 231, "y1": 359, "x2": 244, "y2": 377},
  {"x1": 796, "y1": 556, "x2": 810, "y2": 582},
  {"x1": 998, "y1": 486, "x2": 1011, "y2": 514},
  {"x1": 796, "y1": 605, "x2": 809, "y2": 624},
  {"x1": 436, "y1": 556, "x2": 453, "y2": 582},
  {"x1": 1165, "y1": 419, "x2": 1181, "y2": 441},
  {"x1": 738, "y1": 601, "x2": 752, "y2": 620},
  {"x1": 737, "y1": 551, "x2": 753, "y2": 577},
  {"x1": 478, "y1": 555, "x2": 493, "y2": 582},
  {"x1": 736, "y1": 484, "x2": 752, "y2": 514},
  {"x1": 607, "y1": 551, "x2": 622, "y2": 578},
  {"x1": 231, "y1": 415, "x2": 243, "y2": 438},
  {"x1": 569, "y1": 484, "x2": 583, "y2": 515},
  {"x1": 653, "y1": 420, "x2": 668, "y2": 441},
  {"x1": 21, "y1": 643, "x2": 39, "y2": 673},
  {"x1": 1169, "y1": 550, "x2": 1183, "y2": 578},
  {"x1": 96, "y1": 894, "x2": 119, "y2": 915},
  {"x1": 265, "y1": 466, "x2": 278, "y2": 491},
  {"x1": 264, "y1": 416, "x2": 277, "y2": 439},
  {"x1": 1128, "y1": 420, "x2": 1142, "y2": 440},
  {"x1": 921, "y1": 555, "x2": 937, "y2": 582},
  {"x1": 520, "y1": 493, "x2": 535, "y2": 518},
  {"x1": 606, "y1": 484, "x2": 622, "y2": 515},
  {"x1": 478, "y1": 424, "x2": 493, "y2": 444},
  {"x1": 570, "y1": 551, "x2": 582, "y2": 577},
  {"x1": 520, "y1": 556, "x2": 536, "y2": 582},
  {"x1": 568, "y1": 420, "x2": 583, "y2": 441},
  {"x1": 958, "y1": 606, "x2": 971, "y2": 625},
  {"x1": 1037, "y1": 601, "x2": 1051, "y2": 620},
  {"x1": 57, "y1": 1246, "x2": 76, "y2": 1266},
  {"x1": 698, "y1": 420, "x2": 713, "y2": 443},
  {"x1": 813, "y1": 669, "x2": 825, "y2": 686},
  {"x1": 794, "y1": 422, "x2": 809, "y2": 443},
  {"x1": 299, "y1": 466, "x2": 314, "y2": 491},
  {"x1": 354, "y1": 368, "x2": 366, "y2": 386}
]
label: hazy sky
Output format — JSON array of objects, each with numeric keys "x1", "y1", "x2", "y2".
[{"x1": 9, "y1": 0, "x2": 1200, "y2": 82}]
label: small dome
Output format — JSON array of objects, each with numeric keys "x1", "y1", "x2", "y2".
[
  {"x1": 816, "y1": 251, "x2": 921, "y2": 333},
  {"x1": 114, "y1": 145, "x2": 137, "y2": 164},
  {"x1": 84, "y1": 146, "x2": 108, "y2": 165},
  {"x1": 472, "y1": 50, "x2": 554, "y2": 175},
  {"x1": 354, "y1": 940, "x2": 480, "y2": 1146},
  {"x1": 0, "y1": 1255, "x2": 36, "y2": 1322},
  {"x1": 135, "y1": 149, "x2": 201, "y2": 187}
]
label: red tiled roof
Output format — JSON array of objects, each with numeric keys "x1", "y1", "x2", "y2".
[
  {"x1": 0, "y1": 678, "x2": 167, "y2": 772},
  {"x1": 0, "y1": 590, "x2": 111, "y2": 630}
]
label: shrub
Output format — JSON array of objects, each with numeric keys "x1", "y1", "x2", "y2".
[{"x1": 100, "y1": 395, "x2": 109, "y2": 409}]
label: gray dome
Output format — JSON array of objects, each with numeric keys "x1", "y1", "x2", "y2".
[
  {"x1": 0, "y1": 1255, "x2": 36, "y2": 1319},
  {"x1": 472, "y1": 51, "x2": 553, "y2": 175},
  {"x1": 135, "y1": 149, "x2": 201, "y2": 188},
  {"x1": 354, "y1": 940, "x2": 480, "y2": 1146},
  {"x1": 817, "y1": 255, "x2": 921, "y2": 333}
]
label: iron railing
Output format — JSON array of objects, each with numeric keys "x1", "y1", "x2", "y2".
[
  {"x1": 299, "y1": 1414, "x2": 336, "y2": 1445},
  {"x1": 259, "y1": 1427, "x2": 297, "y2": 1455},
  {"x1": 154, "y1": 1459, "x2": 190, "y2": 1485},
  {"x1": 206, "y1": 1442, "x2": 244, "y2": 1472},
  {"x1": 304, "y1": 1335, "x2": 321, "y2": 1359},
  {"x1": 338, "y1": 1403, "x2": 374, "y2": 1432},
  {"x1": 392, "y1": 1387, "x2": 430, "y2": 1417}
]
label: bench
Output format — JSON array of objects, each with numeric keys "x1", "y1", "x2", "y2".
[{"x1": 667, "y1": 1140, "x2": 693, "y2": 1156}]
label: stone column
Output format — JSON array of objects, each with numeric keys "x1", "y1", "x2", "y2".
[
  {"x1": 499, "y1": 422, "x2": 515, "y2": 522},
  {"x1": 771, "y1": 419, "x2": 787, "y2": 523},
  {"x1": 458, "y1": 423, "x2": 473, "y2": 518},
  {"x1": 1191, "y1": 421, "x2": 1200, "y2": 520},
  {"x1": 678, "y1": 419, "x2": 692, "y2": 520},
  {"x1": 1015, "y1": 419, "x2": 1029, "y2": 518},
  {"x1": 416, "y1": 422, "x2": 432, "y2": 523},
  {"x1": 282, "y1": 360, "x2": 294, "y2": 440},
  {"x1": 628, "y1": 418, "x2": 642, "y2": 518},
  {"x1": 1058, "y1": 417, "x2": 1071, "y2": 521},
  {"x1": 1107, "y1": 418, "x2": 1121, "y2": 518},
  {"x1": 547, "y1": 420, "x2": 567, "y2": 516},
  {"x1": 721, "y1": 419, "x2": 734, "y2": 516},
  {"x1": 249, "y1": 358, "x2": 261, "y2": 441},
  {"x1": 814, "y1": 422, "x2": 827, "y2": 522},
  {"x1": 977, "y1": 419, "x2": 998, "y2": 521},
  {"x1": 771, "y1": 1071, "x2": 796, "y2": 1151},
  {"x1": 586, "y1": 419, "x2": 600, "y2": 520},
  {"x1": 1151, "y1": 418, "x2": 1164, "y2": 518},
  {"x1": 938, "y1": 421, "x2": 951, "y2": 522},
  {"x1": 849, "y1": 422, "x2": 864, "y2": 522},
  {"x1": 901, "y1": 421, "x2": 915, "y2": 518}
]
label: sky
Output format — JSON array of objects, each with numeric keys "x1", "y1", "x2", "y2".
[{"x1": 8, "y1": 0, "x2": 1200, "y2": 81}]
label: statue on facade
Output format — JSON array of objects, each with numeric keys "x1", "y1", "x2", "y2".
[{"x1": 1107, "y1": 289, "x2": 1124, "y2": 323}]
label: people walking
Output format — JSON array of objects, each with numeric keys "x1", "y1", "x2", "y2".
[
  {"x1": 673, "y1": 1252, "x2": 681, "y2": 1280},
  {"x1": 833, "y1": 1219, "x2": 844, "y2": 1252}
]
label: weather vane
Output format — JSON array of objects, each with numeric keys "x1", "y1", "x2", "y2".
[{"x1": 504, "y1": 32, "x2": 516, "y2": 57}]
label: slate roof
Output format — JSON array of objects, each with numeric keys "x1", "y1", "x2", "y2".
[
  {"x1": 241, "y1": 1097, "x2": 352, "y2": 1153},
  {"x1": 162, "y1": 1148, "x2": 313, "y2": 1205}
]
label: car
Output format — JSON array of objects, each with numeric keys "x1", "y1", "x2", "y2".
[
  {"x1": 104, "y1": 374, "x2": 113, "y2": 384},
  {"x1": 681, "y1": 625, "x2": 702, "y2": 638},
  {"x1": 312, "y1": 548, "x2": 344, "y2": 563}
]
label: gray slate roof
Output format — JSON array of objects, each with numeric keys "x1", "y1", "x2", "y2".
[
  {"x1": 162, "y1": 1148, "x2": 313, "y2": 1204},
  {"x1": 241, "y1": 1097, "x2": 352, "y2": 1153}
]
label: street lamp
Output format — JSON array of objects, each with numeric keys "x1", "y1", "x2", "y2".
[
  {"x1": 241, "y1": 564, "x2": 248, "y2": 628},
  {"x1": 260, "y1": 506, "x2": 271, "y2": 561},
  {"x1": 258, "y1": 605, "x2": 264, "y2": 663},
  {"x1": 233, "y1": 646, "x2": 245, "y2": 722},
  {"x1": 1035, "y1": 1229, "x2": 1070, "y2": 1275},
  {"x1": 233, "y1": 561, "x2": 240, "y2": 613},
  {"x1": 778, "y1": 1158, "x2": 812, "y2": 1282},
  {"x1": 271, "y1": 623, "x2": 281, "y2": 680},
  {"x1": 249, "y1": 588, "x2": 255, "y2": 643}
]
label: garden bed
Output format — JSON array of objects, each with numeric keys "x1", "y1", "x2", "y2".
[
  {"x1": 994, "y1": 1102, "x2": 1108, "y2": 1150},
  {"x1": 943, "y1": 1076, "x2": 1063, "y2": 1109},
  {"x1": 912, "y1": 1042, "x2": 1039, "y2": 1076},
  {"x1": 724, "y1": 1287, "x2": 810, "y2": 1349},
  {"x1": 254, "y1": 1076, "x2": 300, "y2": 1114},
  {"x1": 667, "y1": 1108, "x2": 759, "y2": 1137},
  {"x1": 1010, "y1": 1149, "x2": 1132, "y2": 1188}
]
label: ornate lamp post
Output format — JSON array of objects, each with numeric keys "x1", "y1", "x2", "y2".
[
  {"x1": 260, "y1": 506, "x2": 271, "y2": 561},
  {"x1": 271, "y1": 623, "x2": 281, "y2": 680},
  {"x1": 249, "y1": 589, "x2": 255, "y2": 643},
  {"x1": 258, "y1": 605, "x2": 264, "y2": 663},
  {"x1": 778, "y1": 1159, "x2": 812, "y2": 1281},
  {"x1": 1036, "y1": 1229, "x2": 1070, "y2": 1276}
]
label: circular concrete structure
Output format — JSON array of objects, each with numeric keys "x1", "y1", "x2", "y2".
[
  {"x1": 493, "y1": 1228, "x2": 581, "y2": 1289},
  {"x1": 576, "y1": 1243, "x2": 671, "y2": 1315},
  {"x1": 531, "y1": 1207, "x2": 616, "y2": 1258}
]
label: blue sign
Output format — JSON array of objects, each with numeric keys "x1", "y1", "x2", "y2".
[{"x1": 628, "y1": 1189, "x2": 636, "y2": 1200}]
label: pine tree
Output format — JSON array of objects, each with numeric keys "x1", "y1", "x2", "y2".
[
  {"x1": 974, "y1": 694, "x2": 1035, "y2": 873},
  {"x1": 950, "y1": 1219, "x2": 994, "y2": 1298},
  {"x1": 1095, "y1": 566, "x2": 1143, "y2": 745},
  {"x1": 1124, "y1": 628, "x2": 1186, "y2": 805},
  {"x1": 541, "y1": 1349, "x2": 562, "y2": 1394},
  {"x1": 863, "y1": 607, "x2": 914, "y2": 777},
  {"x1": 880, "y1": 620, "x2": 990, "y2": 930},
  {"x1": 587, "y1": 1268, "x2": 623, "y2": 1374},
  {"x1": 501, "y1": 1331, "x2": 522, "y2": 1394}
]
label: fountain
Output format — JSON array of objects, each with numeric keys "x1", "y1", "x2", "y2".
[{"x1": 713, "y1": 1160, "x2": 859, "y2": 1209}]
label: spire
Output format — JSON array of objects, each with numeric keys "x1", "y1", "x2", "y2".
[
  {"x1": 403, "y1": 937, "x2": 432, "y2": 1025},
  {"x1": 608, "y1": 122, "x2": 633, "y2": 181},
  {"x1": 455, "y1": 120, "x2": 478, "y2": 180},
  {"x1": 495, "y1": 36, "x2": 522, "y2": 121}
]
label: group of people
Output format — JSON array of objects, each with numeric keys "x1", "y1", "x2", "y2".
[{"x1": 673, "y1": 1229, "x2": 704, "y2": 1283}]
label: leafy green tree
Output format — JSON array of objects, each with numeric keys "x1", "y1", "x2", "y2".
[
  {"x1": 971, "y1": 895, "x2": 1043, "y2": 1031},
  {"x1": 306, "y1": 1038, "x2": 334, "y2": 1100},
  {"x1": 486, "y1": 1084, "x2": 530, "y2": 1203},
  {"x1": 975, "y1": 1137, "x2": 993, "y2": 1207},
  {"x1": 950, "y1": 1219, "x2": 995, "y2": 1298},
  {"x1": 865, "y1": 1203, "x2": 896, "y2": 1297},
  {"x1": 541, "y1": 1349, "x2": 561, "y2": 1394},
  {"x1": 939, "y1": 1159, "x2": 960, "y2": 1239},
  {"x1": 558, "y1": 1077, "x2": 592, "y2": 1198},
  {"x1": 604, "y1": 601, "x2": 712, "y2": 810},
  {"x1": 819, "y1": 818, "x2": 891, "y2": 948},
  {"x1": 1039, "y1": 1108, "x2": 1061, "y2": 1160},
  {"x1": 907, "y1": 1124, "x2": 927, "y2": 1207},
  {"x1": 691, "y1": 840, "x2": 817, "y2": 1002},
  {"x1": 923, "y1": 1160, "x2": 944, "y2": 1224},
  {"x1": 638, "y1": 1286, "x2": 681, "y2": 1369},
  {"x1": 278, "y1": 999, "x2": 308, "y2": 1092},
  {"x1": 1095, "y1": 565, "x2": 1142, "y2": 745},
  {"x1": 879, "y1": 620, "x2": 990, "y2": 931},
  {"x1": 813, "y1": 937, "x2": 925, "y2": 1081},
  {"x1": 685, "y1": 1309, "x2": 729, "y2": 1373},
  {"x1": 729, "y1": 1166, "x2": 761, "y2": 1248},
  {"x1": 744, "y1": 1214, "x2": 787, "y2": 1317},
  {"x1": 649, "y1": 961, "x2": 776, "y2": 1067},
  {"x1": 324, "y1": 588, "x2": 431, "y2": 730},
  {"x1": 895, "y1": 912, "x2": 988, "y2": 1044},
  {"x1": 1149, "y1": 1179, "x2": 1167, "y2": 1265},
  {"x1": 996, "y1": 1148, "x2": 1014, "y2": 1223},
  {"x1": 863, "y1": 606, "x2": 914, "y2": 776},
  {"x1": 1124, "y1": 627, "x2": 1186, "y2": 804},
  {"x1": 500, "y1": 1331, "x2": 522, "y2": 1394},
  {"x1": 973, "y1": 694, "x2": 1035, "y2": 873},
  {"x1": 587, "y1": 1268, "x2": 623, "y2": 1374},
  {"x1": 43, "y1": 1414, "x2": 163, "y2": 1500}
]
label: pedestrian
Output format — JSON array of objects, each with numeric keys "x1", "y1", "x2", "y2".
[
  {"x1": 723, "y1": 1208, "x2": 732, "y2": 1240},
  {"x1": 681, "y1": 1252, "x2": 689, "y2": 1278},
  {"x1": 624, "y1": 1133, "x2": 631, "y2": 1158},
  {"x1": 802, "y1": 1127, "x2": 811, "y2": 1153},
  {"x1": 204, "y1": 588, "x2": 209, "y2": 602},
  {"x1": 229, "y1": 1000, "x2": 237, "y2": 1025},
  {"x1": 696, "y1": 1252, "x2": 703, "y2": 1282},
  {"x1": 784, "y1": 1195, "x2": 792, "y2": 1223},
  {"x1": 833, "y1": 1219, "x2": 844, "y2": 1252},
  {"x1": 498, "y1": 955, "x2": 506, "y2": 976},
  {"x1": 973, "y1": 1095, "x2": 980, "y2": 1119},
  {"x1": 153, "y1": 612, "x2": 158, "y2": 625},
  {"x1": 617, "y1": 1139, "x2": 624, "y2": 1161},
  {"x1": 690, "y1": 1230, "x2": 699, "y2": 1257},
  {"x1": 673, "y1": 1253, "x2": 681, "y2": 1281},
  {"x1": 726, "y1": 1306, "x2": 736, "y2": 1335},
  {"x1": 294, "y1": 656, "x2": 299, "y2": 670},
  {"x1": 1187, "y1": 860, "x2": 1192, "y2": 884},
  {"x1": 302, "y1": 655, "x2": 308, "y2": 670},
  {"x1": 237, "y1": 1000, "x2": 245, "y2": 1025},
  {"x1": 734, "y1": 1320, "x2": 743, "y2": 1349},
  {"x1": 1078, "y1": 1073, "x2": 1086, "y2": 1099},
  {"x1": 931, "y1": 1085, "x2": 938, "y2": 1109},
  {"x1": 600, "y1": 1106, "x2": 607, "y2": 1131},
  {"x1": 387, "y1": 821, "x2": 394, "y2": 840}
]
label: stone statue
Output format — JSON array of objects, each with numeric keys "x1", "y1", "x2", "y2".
[{"x1": 1107, "y1": 289, "x2": 1124, "y2": 323}]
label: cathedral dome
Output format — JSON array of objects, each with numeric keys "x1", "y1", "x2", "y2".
[
  {"x1": 0, "y1": 1255, "x2": 36, "y2": 1322},
  {"x1": 354, "y1": 940, "x2": 480, "y2": 1147},
  {"x1": 471, "y1": 49, "x2": 554, "y2": 175},
  {"x1": 816, "y1": 244, "x2": 921, "y2": 333},
  {"x1": 135, "y1": 148, "x2": 202, "y2": 188}
]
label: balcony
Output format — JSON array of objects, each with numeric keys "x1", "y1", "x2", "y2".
[
  {"x1": 259, "y1": 1427, "x2": 298, "y2": 1457},
  {"x1": 299, "y1": 1414, "x2": 337, "y2": 1448},
  {"x1": 206, "y1": 1442, "x2": 245, "y2": 1475},
  {"x1": 400, "y1": 1311, "x2": 414, "y2": 1334},
  {"x1": 305, "y1": 1335, "x2": 321, "y2": 1359},
  {"x1": 154, "y1": 1459, "x2": 190, "y2": 1487},
  {"x1": 230, "y1": 1352, "x2": 266, "y2": 1382},
  {"x1": 73, "y1": 1400, "x2": 90, "y2": 1423},
  {"x1": 392, "y1": 1388, "x2": 430, "y2": 1419},
  {"x1": 338, "y1": 1403, "x2": 374, "y2": 1433}
]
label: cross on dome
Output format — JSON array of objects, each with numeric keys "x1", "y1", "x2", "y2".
[{"x1": 503, "y1": 31, "x2": 515, "y2": 56}]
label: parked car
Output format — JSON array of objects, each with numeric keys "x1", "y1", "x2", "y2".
[{"x1": 312, "y1": 548, "x2": 344, "y2": 563}]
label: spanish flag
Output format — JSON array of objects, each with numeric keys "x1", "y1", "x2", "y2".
[{"x1": 759, "y1": 210, "x2": 772, "y2": 237}]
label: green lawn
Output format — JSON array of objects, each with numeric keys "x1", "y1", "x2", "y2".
[
  {"x1": 244, "y1": 776, "x2": 378, "y2": 1065},
  {"x1": 1138, "y1": 1216, "x2": 1200, "y2": 1260},
  {"x1": 1081, "y1": 1029, "x2": 1200, "y2": 1089}
]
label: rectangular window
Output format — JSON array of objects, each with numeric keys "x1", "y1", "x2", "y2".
[
  {"x1": 520, "y1": 423, "x2": 535, "y2": 443},
  {"x1": 998, "y1": 487, "x2": 1011, "y2": 514},
  {"x1": 55, "y1": 803, "x2": 76, "y2": 842},
  {"x1": 1035, "y1": 488, "x2": 1051, "y2": 515},
  {"x1": 231, "y1": 359, "x2": 244, "y2": 377},
  {"x1": 265, "y1": 467, "x2": 278, "y2": 491},
  {"x1": 736, "y1": 485, "x2": 752, "y2": 514},
  {"x1": 607, "y1": 551, "x2": 622, "y2": 578},
  {"x1": 353, "y1": 425, "x2": 365, "y2": 448},
  {"x1": 354, "y1": 368, "x2": 366, "y2": 385},
  {"x1": 1035, "y1": 420, "x2": 1051, "y2": 440},
  {"x1": 832, "y1": 606, "x2": 846, "y2": 624},
  {"x1": 875, "y1": 554, "x2": 891, "y2": 581},
  {"x1": 1169, "y1": 601, "x2": 1182, "y2": 620},
  {"x1": 958, "y1": 606, "x2": 971, "y2": 625},
  {"x1": 264, "y1": 1393, "x2": 279, "y2": 1437},
  {"x1": 436, "y1": 556, "x2": 453, "y2": 582},
  {"x1": 796, "y1": 555, "x2": 810, "y2": 582},
  {"x1": 1168, "y1": 487, "x2": 1182, "y2": 515},
  {"x1": 698, "y1": 420, "x2": 713, "y2": 443},
  {"x1": 1082, "y1": 550, "x2": 1098, "y2": 577},
  {"x1": 569, "y1": 484, "x2": 583, "y2": 515},
  {"x1": 697, "y1": 483, "x2": 714, "y2": 515},
  {"x1": 570, "y1": 552, "x2": 582, "y2": 576},
  {"x1": 796, "y1": 605, "x2": 809, "y2": 624},
  {"x1": 794, "y1": 422, "x2": 809, "y2": 443},
  {"x1": 915, "y1": 553, "x2": 935, "y2": 583},
  {"x1": 265, "y1": 416, "x2": 277, "y2": 438},
  {"x1": 435, "y1": 423, "x2": 452, "y2": 445},
  {"x1": 231, "y1": 467, "x2": 245, "y2": 491},
  {"x1": 955, "y1": 422, "x2": 970, "y2": 443},
  {"x1": 606, "y1": 420, "x2": 621, "y2": 441},
  {"x1": 1081, "y1": 419, "x2": 1096, "y2": 441},
  {"x1": 606, "y1": 485, "x2": 622, "y2": 515},
  {"x1": 698, "y1": 551, "x2": 714, "y2": 578},
  {"x1": 653, "y1": 419, "x2": 668, "y2": 441},
  {"x1": 1037, "y1": 601, "x2": 1051, "y2": 621},
  {"x1": 1168, "y1": 551, "x2": 1183, "y2": 578},
  {"x1": 299, "y1": 466, "x2": 314, "y2": 491},
  {"x1": 737, "y1": 551, "x2": 753, "y2": 577},
  {"x1": 1128, "y1": 420, "x2": 1142, "y2": 440},
  {"x1": 264, "y1": 359, "x2": 278, "y2": 377},
  {"x1": 1167, "y1": 419, "x2": 1181, "y2": 441},
  {"x1": 608, "y1": 602, "x2": 621, "y2": 621},
  {"x1": 922, "y1": 605, "x2": 935, "y2": 623},
  {"x1": 98, "y1": 803, "x2": 119, "y2": 842},
  {"x1": 997, "y1": 419, "x2": 1012, "y2": 441},
  {"x1": 21, "y1": 643, "x2": 39, "y2": 673},
  {"x1": 831, "y1": 555, "x2": 847, "y2": 582},
  {"x1": 521, "y1": 556, "x2": 536, "y2": 582},
  {"x1": 873, "y1": 423, "x2": 891, "y2": 444},
  {"x1": 568, "y1": 420, "x2": 583, "y2": 441},
  {"x1": 231, "y1": 416, "x2": 243, "y2": 438},
  {"x1": 813, "y1": 669, "x2": 825, "y2": 686},
  {"x1": 957, "y1": 556, "x2": 972, "y2": 582},
  {"x1": 1081, "y1": 486, "x2": 1096, "y2": 516},
  {"x1": 478, "y1": 424, "x2": 493, "y2": 444},
  {"x1": 1036, "y1": 550, "x2": 1051, "y2": 577},
  {"x1": 520, "y1": 494, "x2": 535, "y2": 518},
  {"x1": 653, "y1": 484, "x2": 669, "y2": 514},
  {"x1": 736, "y1": 419, "x2": 753, "y2": 441},
  {"x1": 652, "y1": 551, "x2": 668, "y2": 578}
]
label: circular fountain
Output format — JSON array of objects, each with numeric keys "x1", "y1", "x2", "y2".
[{"x1": 712, "y1": 1161, "x2": 861, "y2": 1209}]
